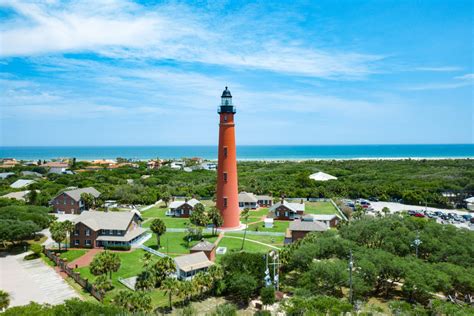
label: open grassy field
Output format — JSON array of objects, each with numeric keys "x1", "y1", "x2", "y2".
[
  {"x1": 144, "y1": 231, "x2": 218, "y2": 255},
  {"x1": 225, "y1": 233, "x2": 285, "y2": 245},
  {"x1": 59, "y1": 249, "x2": 88, "y2": 262},
  {"x1": 216, "y1": 236, "x2": 279, "y2": 255},
  {"x1": 304, "y1": 201, "x2": 338, "y2": 215},
  {"x1": 247, "y1": 220, "x2": 290, "y2": 233}
]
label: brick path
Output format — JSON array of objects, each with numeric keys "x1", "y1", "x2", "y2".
[{"x1": 68, "y1": 248, "x2": 103, "y2": 268}]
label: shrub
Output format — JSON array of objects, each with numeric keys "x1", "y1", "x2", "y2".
[{"x1": 104, "y1": 244, "x2": 131, "y2": 251}]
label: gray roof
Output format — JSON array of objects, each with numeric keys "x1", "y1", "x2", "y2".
[
  {"x1": 74, "y1": 211, "x2": 139, "y2": 231},
  {"x1": 190, "y1": 240, "x2": 216, "y2": 252},
  {"x1": 169, "y1": 198, "x2": 200, "y2": 209},
  {"x1": 96, "y1": 227, "x2": 146, "y2": 242},
  {"x1": 270, "y1": 200, "x2": 305, "y2": 213},
  {"x1": 174, "y1": 252, "x2": 214, "y2": 273},
  {"x1": 1, "y1": 190, "x2": 39, "y2": 201},
  {"x1": 289, "y1": 220, "x2": 328, "y2": 232},
  {"x1": 0, "y1": 172, "x2": 15, "y2": 179},
  {"x1": 302, "y1": 214, "x2": 339, "y2": 221},
  {"x1": 239, "y1": 192, "x2": 258, "y2": 203},
  {"x1": 256, "y1": 195, "x2": 272, "y2": 201},
  {"x1": 62, "y1": 187, "x2": 101, "y2": 201},
  {"x1": 10, "y1": 179, "x2": 36, "y2": 189},
  {"x1": 21, "y1": 171, "x2": 42, "y2": 177}
]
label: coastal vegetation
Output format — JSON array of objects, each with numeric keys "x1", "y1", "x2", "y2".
[{"x1": 1, "y1": 159, "x2": 472, "y2": 209}]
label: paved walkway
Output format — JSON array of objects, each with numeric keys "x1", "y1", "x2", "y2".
[
  {"x1": 68, "y1": 248, "x2": 102, "y2": 268},
  {"x1": 214, "y1": 232, "x2": 225, "y2": 246},
  {"x1": 0, "y1": 252, "x2": 79, "y2": 307}
]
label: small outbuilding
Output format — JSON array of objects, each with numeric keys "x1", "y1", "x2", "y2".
[
  {"x1": 174, "y1": 252, "x2": 214, "y2": 280},
  {"x1": 309, "y1": 171, "x2": 337, "y2": 181},
  {"x1": 190, "y1": 240, "x2": 216, "y2": 261},
  {"x1": 287, "y1": 220, "x2": 328, "y2": 243}
]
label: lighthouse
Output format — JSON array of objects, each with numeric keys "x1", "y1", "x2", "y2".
[{"x1": 216, "y1": 87, "x2": 240, "y2": 229}]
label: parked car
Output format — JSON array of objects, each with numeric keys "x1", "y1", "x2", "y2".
[
  {"x1": 414, "y1": 213, "x2": 425, "y2": 218},
  {"x1": 408, "y1": 210, "x2": 417, "y2": 216}
]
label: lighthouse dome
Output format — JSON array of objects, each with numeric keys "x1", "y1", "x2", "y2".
[{"x1": 221, "y1": 86, "x2": 232, "y2": 98}]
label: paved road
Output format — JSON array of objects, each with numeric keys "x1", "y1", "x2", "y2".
[
  {"x1": 370, "y1": 201, "x2": 470, "y2": 215},
  {"x1": 0, "y1": 252, "x2": 79, "y2": 307}
]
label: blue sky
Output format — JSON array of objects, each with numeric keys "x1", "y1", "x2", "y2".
[{"x1": 0, "y1": 0, "x2": 472, "y2": 146}]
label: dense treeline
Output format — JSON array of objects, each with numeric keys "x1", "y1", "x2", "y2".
[
  {"x1": 281, "y1": 215, "x2": 474, "y2": 311},
  {"x1": 1, "y1": 159, "x2": 473, "y2": 207}
]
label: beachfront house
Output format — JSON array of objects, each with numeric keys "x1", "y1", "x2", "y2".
[
  {"x1": 168, "y1": 198, "x2": 201, "y2": 218},
  {"x1": 269, "y1": 199, "x2": 305, "y2": 220},
  {"x1": 174, "y1": 252, "x2": 214, "y2": 280},
  {"x1": 50, "y1": 187, "x2": 101, "y2": 214},
  {"x1": 72, "y1": 211, "x2": 146, "y2": 248}
]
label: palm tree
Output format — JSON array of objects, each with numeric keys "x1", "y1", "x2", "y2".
[
  {"x1": 207, "y1": 265, "x2": 224, "y2": 295},
  {"x1": 90, "y1": 251, "x2": 121, "y2": 279},
  {"x1": 50, "y1": 221, "x2": 66, "y2": 252},
  {"x1": 150, "y1": 218, "x2": 166, "y2": 249},
  {"x1": 0, "y1": 290, "x2": 10, "y2": 311},
  {"x1": 192, "y1": 272, "x2": 211, "y2": 298},
  {"x1": 240, "y1": 208, "x2": 250, "y2": 250},
  {"x1": 180, "y1": 280, "x2": 194, "y2": 304},
  {"x1": 208, "y1": 206, "x2": 223, "y2": 235},
  {"x1": 135, "y1": 268, "x2": 156, "y2": 291},
  {"x1": 162, "y1": 277, "x2": 179, "y2": 310},
  {"x1": 62, "y1": 220, "x2": 75, "y2": 251}
]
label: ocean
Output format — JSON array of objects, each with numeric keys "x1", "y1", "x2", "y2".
[{"x1": 0, "y1": 144, "x2": 473, "y2": 161}]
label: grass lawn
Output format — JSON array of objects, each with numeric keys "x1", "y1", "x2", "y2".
[
  {"x1": 247, "y1": 220, "x2": 290, "y2": 233},
  {"x1": 143, "y1": 217, "x2": 190, "y2": 229},
  {"x1": 304, "y1": 201, "x2": 338, "y2": 215},
  {"x1": 144, "y1": 231, "x2": 218, "y2": 255},
  {"x1": 141, "y1": 206, "x2": 167, "y2": 219},
  {"x1": 216, "y1": 236, "x2": 278, "y2": 254},
  {"x1": 225, "y1": 233, "x2": 285, "y2": 245},
  {"x1": 245, "y1": 208, "x2": 270, "y2": 220},
  {"x1": 59, "y1": 249, "x2": 88, "y2": 262}
]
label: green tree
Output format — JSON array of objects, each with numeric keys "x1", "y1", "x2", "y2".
[
  {"x1": 61, "y1": 220, "x2": 75, "y2": 251},
  {"x1": 26, "y1": 190, "x2": 38, "y2": 205},
  {"x1": 113, "y1": 290, "x2": 152, "y2": 313},
  {"x1": 80, "y1": 193, "x2": 95, "y2": 210},
  {"x1": 150, "y1": 218, "x2": 166, "y2": 249},
  {"x1": 50, "y1": 221, "x2": 67, "y2": 251},
  {"x1": 226, "y1": 273, "x2": 258, "y2": 304},
  {"x1": 190, "y1": 203, "x2": 208, "y2": 227},
  {"x1": 93, "y1": 275, "x2": 113, "y2": 293},
  {"x1": 162, "y1": 277, "x2": 179, "y2": 310},
  {"x1": 209, "y1": 303, "x2": 237, "y2": 316},
  {"x1": 90, "y1": 251, "x2": 121, "y2": 279},
  {"x1": 240, "y1": 208, "x2": 250, "y2": 250},
  {"x1": 0, "y1": 290, "x2": 10, "y2": 311},
  {"x1": 161, "y1": 192, "x2": 171, "y2": 206},
  {"x1": 298, "y1": 259, "x2": 348, "y2": 297},
  {"x1": 207, "y1": 206, "x2": 223, "y2": 235},
  {"x1": 260, "y1": 286, "x2": 275, "y2": 309}
]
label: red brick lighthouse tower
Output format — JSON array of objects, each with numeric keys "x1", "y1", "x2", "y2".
[{"x1": 216, "y1": 87, "x2": 240, "y2": 229}]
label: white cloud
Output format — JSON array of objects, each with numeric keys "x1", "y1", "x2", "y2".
[
  {"x1": 415, "y1": 66, "x2": 462, "y2": 72},
  {"x1": 402, "y1": 73, "x2": 474, "y2": 91},
  {"x1": 0, "y1": 0, "x2": 382, "y2": 79}
]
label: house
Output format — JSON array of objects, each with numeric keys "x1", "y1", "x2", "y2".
[
  {"x1": 50, "y1": 187, "x2": 101, "y2": 214},
  {"x1": 10, "y1": 179, "x2": 36, "y2": 189},
  {"x1": 190, "y1": 240, "x2": 216, "y2": 261},
  {"x1": 256, "y1": 194, "x2": 273, "y2": 207},
  {"x1": 0, "y1": 172, "x2": 15, "y2": 180},
  {"x1": 201, "y1": 162, "x2": 217, "y2": 171},
  {"x1": 21, "y1": 171, "x2": 42, "y2": 177},
  {"x1": 287, "y1": 220, "x2": 328, "y2": 243},
  {"x1": 72, "y1": 211, "x2": 146, "y2": 248},
  {"x1": 0, "y1": 159, "x2": 19, "y2": 168},
  {"x1": 170, "y1": 161, "x2": 185, "y2": 170},
  {"x1": 302, "y1": 214, "x2": 340, "y2": 228},
  {"x1": 239, "y1": 192, "x2": 258, "y2": 209},
  {"x1": 269, "y1": 199, "x2": 305, "y2": 220},
  {"x1": 168, "y1": 198, "x2": 201, "y2": 218},
  {"x1": 41, "y1": 161, "x2": 69, "y2": 168},
  {"x1": 309, "y1": 171, "x2": 338, "y2": 181},
  {"x1": 239, "y1": 192, "x2": 273, "y2": 209},
  {"x1": 174, "y1": 252, "x2": 214, "y2": 280},
  {"x1": 147, "y1": 160, "x2": 162, "y2": 169},
  {"x1": 1, "y1": 190, "x2": 39, "y2": 201},
  {"x1": 465, "y1": 197, "x2": 474, "y2": 211},
  {"x1": 48, "y1": 167, "x2": 74, "y2": 175}
]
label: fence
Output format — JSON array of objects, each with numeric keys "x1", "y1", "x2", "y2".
[
  {"x1": 43, "y1": 248, "x2": 104, "y2": 301},
  {"x1": 139, "y1": 244, "x2": 169, "y2": 258}
]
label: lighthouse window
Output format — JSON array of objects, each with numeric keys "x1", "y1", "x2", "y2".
[
  {"x1": 223, "y1": 147, "x2": 228, "y2": 157},
  {"x1": 224, "y1": 115, "x2": 228, "y2": 122},
  {"x1": 223, "y1": 198, "x2": 228, "y2": 207},
  {"x1": 223, "y1": 172, "x2": 228, "y2": 182}
]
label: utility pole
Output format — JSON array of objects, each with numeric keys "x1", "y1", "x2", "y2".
[
  {"x1": 413, "y1": 231, "x2": 422, "y2": 258},
  {"x1": 349, "y1": 249, "x2": 353, "y2": 304}
]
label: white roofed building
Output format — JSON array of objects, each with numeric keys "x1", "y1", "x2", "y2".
[
  {"x1": 309, "y1": 171, "x2": 338, "y2": 181},
  {"x1": 10, "y1": 179, "x2": 36, "y2": 189},
  {"x1": 168, "y1": 198, "x2": 201, "y2": 218}
]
